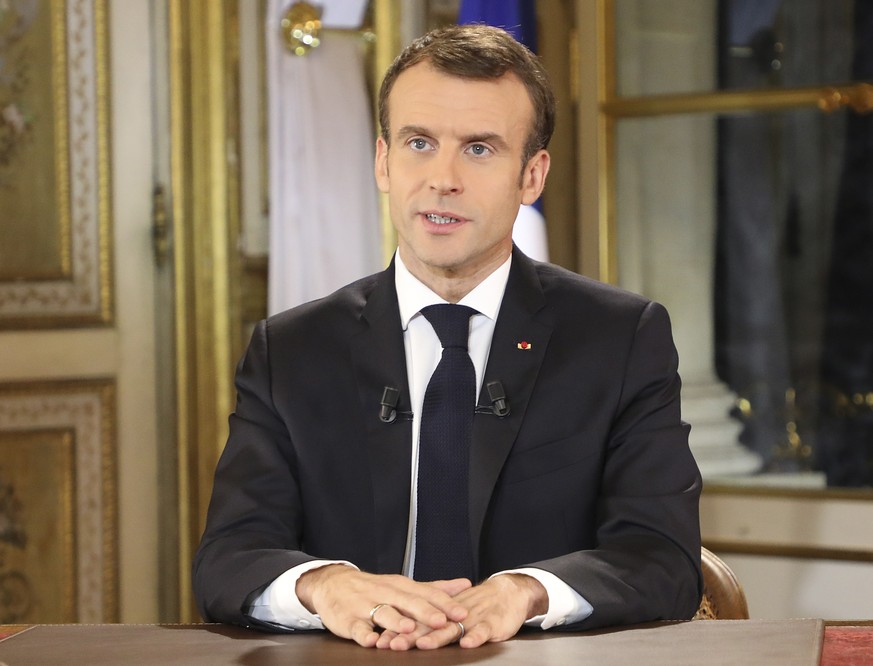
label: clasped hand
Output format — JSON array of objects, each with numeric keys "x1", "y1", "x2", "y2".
[{"x1": 295, "y1": 564, "x2": 547, "y2": 650}]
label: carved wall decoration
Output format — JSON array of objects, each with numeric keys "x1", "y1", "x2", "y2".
[
  {"x1": 0, "y1": 379, "x2": 117, "y2": 622},
  {"x1": 0, "y1": 0, "x2": 112, "y2": 328}
]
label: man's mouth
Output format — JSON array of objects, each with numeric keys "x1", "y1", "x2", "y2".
[{"x1": 426, "y1": 213, "x2": 462, "y2": 225}]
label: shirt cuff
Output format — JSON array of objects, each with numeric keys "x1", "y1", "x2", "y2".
[
  {"x1": 491, "y1": 567, "x2": 593, "y2": 630},
  {"x1": 248, "y1": 560, "x2": 357, "y2": 630}
]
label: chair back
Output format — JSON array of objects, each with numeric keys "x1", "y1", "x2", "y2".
[{"x1": 694, "y1": 546, "x2": 750, "y2": 619}]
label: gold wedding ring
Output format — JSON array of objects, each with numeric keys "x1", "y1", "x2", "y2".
[{"x1": 369, "y1": 603, "x2": 388, "y2": 629}]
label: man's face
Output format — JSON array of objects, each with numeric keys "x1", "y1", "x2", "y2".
[{"x1": 375, "y1": 62, "x2": 549, "y2": 287}]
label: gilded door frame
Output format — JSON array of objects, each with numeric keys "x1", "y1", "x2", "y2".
[
  {"x1": 165, "y1": 0, "x2": 404, "y2": 622},
  {"x1": 166, "y1": 0, "x2": 242, "y2": 621}
]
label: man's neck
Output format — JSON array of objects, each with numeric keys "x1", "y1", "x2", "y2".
[{"x1": 397, "y1": 248, "x2": 512, "y2": 304}]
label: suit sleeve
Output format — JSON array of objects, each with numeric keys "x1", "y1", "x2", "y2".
[
  {"x1": 528, "y1": 300, "x2": 703, "y2": 630},
  {"x1": 192, "y1": 320, "x2": 318, "y2": 629}
]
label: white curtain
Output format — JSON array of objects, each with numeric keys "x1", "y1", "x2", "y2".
[{"x1": 266, "y1": 0, "x2": 383, "y2": 315}]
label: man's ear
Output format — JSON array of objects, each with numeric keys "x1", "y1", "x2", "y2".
[
  {"x1": 520, "y1": 149, "x2": 551, "y2": 206},
  {"x1": 374, "y1": 135, "x2": 390, "y2": 193}
]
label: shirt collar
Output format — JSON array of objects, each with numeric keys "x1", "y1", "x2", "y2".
[{"x1": 395, "y1": 250, "x2": 512, "y2": 330}]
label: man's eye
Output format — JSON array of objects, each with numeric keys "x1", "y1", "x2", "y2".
[
  {"x1": 468, "y1": 144, "x2": 490, "y2": 156},
  {"x1": 410, "y1": 138, "x2": 429, "y2": 150}
]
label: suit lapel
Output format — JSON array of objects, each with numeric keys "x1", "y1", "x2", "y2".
[
  {"x1": 469, "y1": 250, "x2": 553, "y2": 576},
  {"x1": 348, "y1": 263, "x2": 413, "y2": 574}
]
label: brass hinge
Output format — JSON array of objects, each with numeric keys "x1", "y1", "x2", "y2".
[{"x1": 152, "y1": 184, "x2": 170, "y2": 267}]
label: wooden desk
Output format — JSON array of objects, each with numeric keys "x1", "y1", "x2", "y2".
[{"x1": 0, "y1": 619, "x2": 831, "y2": 665}]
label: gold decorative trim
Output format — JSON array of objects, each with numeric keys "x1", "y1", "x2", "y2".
[
  {"x1": 373, "y1": 0, "x2": 401, "y2": 265},
  {"x1": 169, "y1": 0, "x2": 242, "y2": 622},
  {"x1": 601, "y1": 85, "x2": 870, "y2": 119},
  {"x1": 597, "y1": 0, "x2": 617, "y2": 284},
  {"x1": 0, "y1": 0, "x2": 113, "y2": 329},
  {"x1": 703, "y1": 539, "x2": 873, "y2": 564},
  {"x1": 258, "y1": 0, "x2": 270, "y2": 240},
  {"x1": 0, "y1": 379, "x2": 118, "y2": 622},
  {"x1": 575, "y1": 0, "x2": 604, "y2": 278},
  {"x1": 95, "y1": 0, "x2": 114, "y2": 326},
  {"x1": 53, "y1": 0, "x2": 72, "y2": 279},
  {"x1": 704, "y1": 483, "x2": 873, "y2": 502}
]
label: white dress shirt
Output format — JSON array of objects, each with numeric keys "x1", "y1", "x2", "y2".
[{"x1": 249, "y1": 251, "x2": 593, "y2": 630}]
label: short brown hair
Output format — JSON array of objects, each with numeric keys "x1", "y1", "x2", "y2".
[{"x1": 378, "y1": 24, "x2": 556, "y2": 166}]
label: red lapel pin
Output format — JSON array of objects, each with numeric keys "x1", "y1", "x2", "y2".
[{"x1": 517, "y1": 341, "x2": 532, "y2": 350}]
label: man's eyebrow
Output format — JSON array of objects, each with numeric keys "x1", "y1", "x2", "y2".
[
  {"x1": 394, "y1": 126, "x2": 510, "y2": 150},
  {"x1": 395, "y1": 125, "x2": 432, "y2": 140},
  {"x1": 462, "y1": 132, "x2": 509, "y2": 150}
]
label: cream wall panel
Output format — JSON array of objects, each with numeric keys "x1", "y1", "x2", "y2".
[
  {"x1": 702, "y1": 492, "x2": 873, "y2": 619},
  {"x1": 702, "y1": 493, "x2": 873, "y2": 551},
  {"x1": 723, "y1": 555, "x2": 873, "y2": 620},
  {"x1": 0, "y1": 330, "x2": 119, "y2": 378},
  {"x1": 109, "y1": 0, "x2": 159, "y2": 624}
]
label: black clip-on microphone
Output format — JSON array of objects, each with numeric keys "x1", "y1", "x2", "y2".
[
  {"x1": 379, "y1": 387, "x2": 401, "y2": 423},
  {"x1": 381, "y1": 380, "x2": 509, "y2": 422},
  {"x1": 475, "y1": 380, "x2": 511, "y2": 417}
]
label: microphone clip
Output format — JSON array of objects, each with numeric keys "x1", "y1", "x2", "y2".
[
  {"x1": 475, "y1": 380, "x2": 510, "y2": 417},
  {"x1": 379, "y1": 386, "x2": 400, "y2": 423},
  {"x1": 379, "y1": 387, "x2": 412, "y2": 423}
]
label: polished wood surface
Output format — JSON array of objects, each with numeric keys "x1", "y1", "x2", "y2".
[
  {"x1": 695, "y1": 546, "x2": 750, "y2": 619},
  {"x1": 0, "y1": 619, "x2": 827, "y2": 665}
]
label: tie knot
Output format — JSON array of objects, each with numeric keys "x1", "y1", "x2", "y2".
[{"x1": 421, "y1": 304, "x2": 476, "y2": 350}]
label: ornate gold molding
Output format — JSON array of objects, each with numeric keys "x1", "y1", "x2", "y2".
[
  {"x1": 0, "y1": 0, "x2": 113, "y2": 329},
  {"x1": 0, "y1": 379, "x2": 118, "y2": 622}
]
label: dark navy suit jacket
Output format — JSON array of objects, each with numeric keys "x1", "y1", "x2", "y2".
[{"x1": 193, "y1": 248, "x2": 703, "y2": 631}]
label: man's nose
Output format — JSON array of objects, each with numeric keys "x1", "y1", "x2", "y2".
[{"x1": 428, "y1": 151, "x2": 463, "y2": 195}]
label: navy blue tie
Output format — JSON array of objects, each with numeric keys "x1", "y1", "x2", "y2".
[{"x1": 414, "y1": 304, "x2": 477, "y2": 582}]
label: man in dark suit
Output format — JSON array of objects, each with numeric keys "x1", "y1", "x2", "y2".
[{"x1": 193, "y1": 24, "x2": 702, "y2": 651}]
